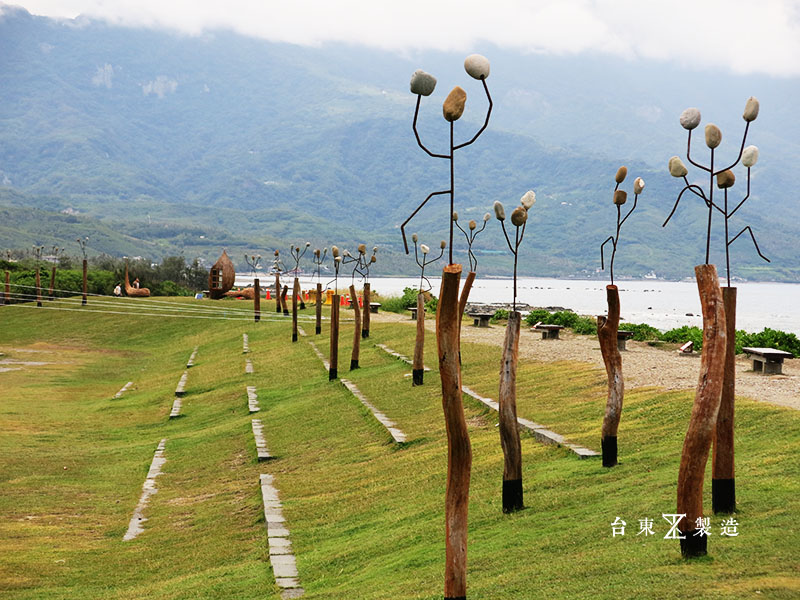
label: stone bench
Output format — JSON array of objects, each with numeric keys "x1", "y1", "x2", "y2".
[
  {"x1": 468, "y1": 312, "x2": 494, "y2": 328},
  {"x1": 369, "y1": 302, "x2": 381, "y2": 314},
  {"x1": 408, "y1": 307, "x2": 424, "y2": 320},
  {"x1": 532, "y1": 323, "x2": 565, "y2": 339},
  {"x1": 617, "y1": 330, "x2": 635, "y2": 351},
  {"x1": 742, "y1": 347, "x2": 793, "y2": 375}
]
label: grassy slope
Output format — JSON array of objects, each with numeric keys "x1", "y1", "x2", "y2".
[{"x1": 0, "y1": 298, "x2": 798, "y2": 599}]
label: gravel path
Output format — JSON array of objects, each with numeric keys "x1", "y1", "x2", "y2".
[{"x1": 374, "y1": 312, "x2": 799, "y2": 410}]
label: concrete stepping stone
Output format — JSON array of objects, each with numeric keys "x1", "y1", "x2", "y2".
[
  {"x1": 113, "y1": 381, "x2": 134, "y2": 399},
  {"x1": 374, "y1": 343, "x2": 431, "y2": 371},
  {"x1": 247, "y1": 386, "x2": 260, "y2": 413},
  {"x1": 307, "y1": 341, "x2": 330, "y2": 370},
  {"x1": 123, "y1": 439, "x2": 166, "y2": 541},
  {"x1": 259, "y1": 474, "x2": 304, "y2": 598},
  {"x1": 461, "y1": 385, "x2": 599, "y2": 459},
  {"x1": 297, "y1": 326, "x2": 307, "y2": 337},
  {"x1": 340, "y1": 379, "x2": 407, "y2": 443},
  {"x1": 246, "y1": 359, "x2": 254, "y2": 374},
  {"x1": 186, "y1": 346, "x2": 199, "y2": 368},
  {"x1": 169, "y1": 398, "x2": 182, "y2": 419},
  {"x1": 175, "y1": 371, "x2": 188, "y2": 397},
  {"x1": 251, "y1": 419, "x2": 272, "y2": 461},
  {"x1": 243, "y1": 333, "x2": 250, "y2": 354}
]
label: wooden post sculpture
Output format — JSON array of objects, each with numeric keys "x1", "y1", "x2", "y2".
[
  {"x1": 312, "y1": 248, "x2": 328, "y2": 335},
  {"x1": 403, "y1": 53, "x2": 492, "y2": 599},
  {"x1": 289, "y1": 243, "x2": 311, "y2": 342},
  {"x1": 328, "y1": 247, "x2": 343, "y2": 380},
  {"x1": 494, "y1": 192, "x2": 534, "y2": 512},
  {"x1": 245, "y1": 254, "x2": 262, "y2": 323},
  {"x1": 3, "y1": 269, "x2": 9, "y2": 305},
  {"x1": 272, "y1": 250, "x2": 285, "y2": 313},
  {"x1": 32, "y1": 245, "x2": 43, "y2": 307},
  {"x1": 281, "y1": 285, "x2": 289, "y2": 316},
  {"x1": 208, "y1": 249, "x2": 235, "y2": 299},
  {"x1": 453, "y1": 211, "x2": 490, "y2": 317},
  {"x1": 47, "y1": 246, "x2": 62, "y2": 301},
  {"x1": 349, "y1": 283, "x2": 361, "y2": 369},
  {"x1": 361, "y1": 246, "x2": 378, "y2": 339},
  {"x1": 77, "y1": 237, "x2": 89, "y2": 306},
  {"x1": 598, "y1": 169, "x2": 644, "y2": 467},
  {"x1": 124, "y1": 260, "x2": 151, "y2": 297},
  {"x1": 411, "y1": 235, "x2": 446, "y2": 386},
  {"x1": 666, "y1": 98, "x2": 767, "y2": 525}
]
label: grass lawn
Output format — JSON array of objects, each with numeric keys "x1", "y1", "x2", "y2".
[{"x1": 0, "y1": 296, "x2": 798, "y2": 599}]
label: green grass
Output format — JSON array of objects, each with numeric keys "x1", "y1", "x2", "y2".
[{"x1": 1, "y1": 298, "x2": 799, "y2": 599}]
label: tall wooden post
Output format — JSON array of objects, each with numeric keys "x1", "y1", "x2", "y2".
[
  {"x1": 350, "y1": 284, "x2": 361, "y2": 370},
  {"x1": 362, "y1": 282, "x2": 371, "y2": 338},
  {"x1": 253, "y1": 278, "x2": 261, "y2": 323},
  {"x1": 292, "y1": 278, "x2": 300, "y2": 341},
  {"x1": 713, "y1": 287, "x2": 737, "y2": 513},
  {"x1": 412, "y1": 293, "x2": 426, "y2": 385},
  {"x1": 329, "y1": 295, "x2": 340, "y2": 380},
  {"x1": 35, "y1": 267, "x2": 42, "y2": 307},
  {"x1": 598, "y1": 285, "x2": 623, "y2": 467},
  {"x1": 458, "y1": 270, "x2": 476, "y2": 319},
  {"x1": 281, "y1": 284, "x2": 289, "y2": 316},
  {"x1": 275, "y1": 273, "x2": 281, "y2": 313},
  {"x1": 81, "y1": 259, "x2": 88, "y2": 306},
  {"x1": 499, "y1": 311, "x2": 523, "y2": 512},
  {"x1": 48, "y1": 265, "x2": 56, "y2": 301},
  {"x1": 315, "y1": 282, "x2": 323, "y2": 335},
  {"x1": 438, "y1": 264, "x2": 471, "y2": 600},
  {"x1": 677, "y1": 264, "x2": 726, "y2": 557},
  {"x1": 2, "y1": 270, "x2": 9, "y2": 305}
]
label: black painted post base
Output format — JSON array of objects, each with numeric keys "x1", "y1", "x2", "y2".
[
  {"x1": 412, "y1": 369, "x2": 424, "y2": 386},
  {"x1": 444, "y1": 596, "x2": 467, "y2": 600},
  {"x1": 679, "y1": 530, "x2": 708, "y2": 557},
  {"x1": 82, "y1": 298, "x2": 87, "y2": 306},
  {"x1": 300, "y1": 301, "x2": 305, "y2": 310},
  {"x1": 328, "y1": 367, "x2": 337, "y2": 381},
  {"x1": 712, "y1": 478, "x2": 736, "y2": 514},
  {"x1": 315, "y1": 326, "x2": 321, "y2": 335},
  {"x1": 276, "y1": 307, "x2": 281, "y2": 313},
  {"x1": 350, "y1": 359, "x2": 359, "y2": 370},
  {"x1": 283, "y1": 309, "x2": 289, "y2": 316},
  {"x1": 255, "y1": 315, "x2": 260, "y2": 323},
  {"x1": 601, "y1": 436, "x2": 618, "y2": 468},
  {"x1": 37, "y1": 301, "x2": 42, "y2": 307},
  {"x1": 292, "y1": 333, "x2": 298, "y2": 342},
  {"x1": 361, "y1": 329, "x2": 369, "y2": 339},
  {"x1": 502, "y1": 478, "x2": 524, "y2": 513}
]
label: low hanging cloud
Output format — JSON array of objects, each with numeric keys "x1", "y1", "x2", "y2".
[
  {"x1": 142, "y1": 75, "x2": 178, "y2": 98},
  {"x1": 12, "y1": 0, "x2": 800, "y2": 77},
  {"x1": 91, "y1": 63, "x2": 113, "y2": 88}
]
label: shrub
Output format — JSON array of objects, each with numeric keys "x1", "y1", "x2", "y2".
[
  {"x1": 380, "y1": 287, "x2": 421, "y2": 314},
  {"x1": 490, "y1": 308, "x2": 509, "y2": 323},
  {"x1": 737, "y1": 328, "x2": 800, "y2": 356},
  {"x1": 524, "y1": 309, "x2": 596, "y2": 335},
  {"x1": 623, "y1": 322, "x2": 662, "y2": 342}
]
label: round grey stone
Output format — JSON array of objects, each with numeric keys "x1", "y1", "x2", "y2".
[{"x1": 410, "y1": 70, "x2": 437, "y2": 96}]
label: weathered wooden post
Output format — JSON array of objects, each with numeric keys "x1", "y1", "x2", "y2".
[
  {"x1": 2, "y1": 269, "x2": 9, "y2": 305},
  {"x1": 76, "y1": 237, "x2": 90, "y2": 305},
  {"x1": 410, "y1": 235, "x2": 445, "y2": 386},
  {"x1": 666, "y1": 98, "x2": 767, "y2": 531},
  {"x1": 494, "y1": 192, "x2": 534, "y2": 512},
  {"x1": 349, "y1": 283, "x2": 361, "y2": 369},
  {"x1": 272, "y1": 250, "x2": 285, "y2": 313},
  {"x1": 32, "y1": 245, "x2": 43, "y2": 307},
  {"x1": 402, "y1": 53, "x2": 492, "y2": 599},
  {"x1": 361, "y1": 247, "x2": 378, "y2": 339},
  {"x1": 292, "y1": 279, "x2": 300, "y2": 341},
  {"x1": 311, "y1": 248, "x2": 328, "y2": 335},
  {"x1": 598, "y1": 168, "x2": 644, "y2": 467},
  {"x1": 289, "y1": 243, "x2": 311, "y2": 342},
  {"x1": 280, "y1": 285, "x2": 289, "y2": 316},
  {"x1": 47, "y1": 245, "x2": 62, "y2": 301},
  {"x1": 328, "y1": 247, "x2": 343, "y2": 380},
  {"x1": 245, "y1": 254, "x2": 262, "y2": 323}
]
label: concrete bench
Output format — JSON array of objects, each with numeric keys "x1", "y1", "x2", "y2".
[
  {"x1": 408, "y1": 307, "x2": 424, "y2": 320},
  {"x1": 532, "y1": 323, "x2": 565, "y2": 339},
  {"x1": 369, "y1": 302, "x2": 381, "y2": 314},
  {"x1": 468, "y1": 312, "x2": 494, "y2": 328},
  {"x1": 617, "y1": 330, "x2": 635, "y2": 351},
  {"x1": 678, "y1": 341, "x2": 694, "y2": 355},
  {"x1": 742, "y1": 347, "x2": 793, "y2": 375}
]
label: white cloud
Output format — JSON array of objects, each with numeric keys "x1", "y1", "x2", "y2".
[
  {"x1": 10, "y1": 0, "x2": 800, "y2": 77},
  {"x1": 91, "y1": 63, "x2": 113, "y2": 88},
  {"x1": 142, "y1": 75, "x2": 177, "y2": 98}
]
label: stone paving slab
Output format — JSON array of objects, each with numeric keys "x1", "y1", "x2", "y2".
[
  {"x1": 247, "y1": 386, "x2": 260, "y2": 413},
  {"x1": 461, "y1": 385, "x2": 599, "y2": 459},
  {"x1": 113, "y1": 381, "x2": 134, "y2": 399},
  {"x1": 169, "y1": 398, "x2": 182, "y2": 419},
  {"x1": 307, "y1": 341, "x2": 330, "y2": 370},
  {"x1": 243, "y1": 333, "x2": 250, "y2": 354},
  {"x1": 186, "y1": 346, "x2": 198, "y2": 368},
  {"x1": 251, "y1": 419, "x2": 272, "y2": 460},
  {"x1": 297, "y1": 326, "x2": 307, "y2": 337},
  {"x1": 260, "y1": 474, "x2": 304, "y2": 597},
  {"x1": 246, "y1": 359, "x2": 254, "y2": 374},
  {"x1": 175, "y1": 371, "x2": 188, "y2": 397},
  {"x1": 123, "y1": 439, "x2": 166, "y2": 541}
]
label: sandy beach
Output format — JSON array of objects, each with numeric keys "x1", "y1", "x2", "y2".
[{"x1": 374, "y1": 311, "x2": 800, "y2": 411}]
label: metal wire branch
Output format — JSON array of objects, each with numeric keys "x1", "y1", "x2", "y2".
[
  {"x1": 413, "y1": 236, "x2": 445, "y2": 293},
  {"x1": 500, "y1": 218, "x2": 527, "y2": 312},
  {"x1": 312, "y1": 248, "x2": 328, "y2": 283},
  {"x1": 76, "y1": 237, "x2": 89, "y2": 260},
  {"x1": 454, "y1": 214, "x2": 488, "y2": 272},
  {"x1": 244, "y1": 253, "x2": 261, "y2": 277}
]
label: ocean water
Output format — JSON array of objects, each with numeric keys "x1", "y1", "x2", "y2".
[{"x1": 235, "y1": 274, "x2": 800, "y2": 335}]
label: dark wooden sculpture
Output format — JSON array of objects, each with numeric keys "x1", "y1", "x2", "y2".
[
  {"x1": 292, "y1": 278, "x2": 300, "y2": 342},
  {"x1": 254, "y1": 278, "x2": 261, "y2": 322},
  {"x1": 77, "y1": 237, "x2": 89, "y2": 306},
  {"x1": 330, "y1": 296, "x2": 340, "y2": 380},
  {"x1": 208, "y1": 250, "x2": 235, "y2": 299},
  {"x1": 281, "y1": 285, "x2": 289, "y2": 316},
  {"x1": 362, "y1": 282, "x2": 371, "y2": 339},
  {"x1": 35, "y1": 266, "x2": 42, "y2": 307},
  {"x1": 413, "y1": 292, "x2": 426, "y2": 385},
  {"x1": 350, "y1": 283, "x2": 361, "y2": 369},
  {"x1": 312, "y1": 248, "x2": 328, "y2": 335},
  {"x1": 275, "y1": 273, "x2": 282, "y2": 313},
  {"x1": 713, "y1": 286, "x2": 736, "y2": 513},
  {"x1": 124, "y1": 262, "x2": 151, "y2": 297},
  {"x1": 2, "y1": 269, "x2": 9, "y2": 305}
]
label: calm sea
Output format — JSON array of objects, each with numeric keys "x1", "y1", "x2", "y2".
[{"x1": 235, "y1": 274, "x2": 800, "y2": 335}]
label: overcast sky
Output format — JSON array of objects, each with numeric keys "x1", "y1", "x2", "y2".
[{"x1": 7, "y1": 0, "x2": 800, "y2": 77}]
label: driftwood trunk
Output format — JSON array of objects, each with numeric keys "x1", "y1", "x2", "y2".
[
  {"x1": 677, "y1": 264, "x2": 726, "y2": 557},
  {"x1": 350, "y1": 284, "x2": 361, "y2": 370},
  {"x1": 2, "y1": 270, "x2": 9, "y2": 305},
  {"x1": 329, "y1": 295, "x2": 340, "y2": 380},
  {"x1": 713, "y1": 286, "x2": 737, "y2": 514},
  {"x1": 35, "y1": 267, "x2": 42, "y2": 307},
  {"x1": 292, "y1": 278, "x2": 300, "y2": 342},
  {"x1": 458, "y1": 271, "x2": 476, "y2": 321},
  {"x1": 412, "y1": 292, "x2": 425, "y2": 385},
  {"x1": 499, "y1": 311, "x2": 524, "y2": 512},
  {"x1": 438, "y1": 264, "x2": 471, "y2": 600},
  {"x1": 82, "y1": 259, "x2": 88, "y2": 306},
  {"x1": 48, "y1": 265, "x2": 56, "y2": 301},
  {"x1": 598, "y1": 285, "x2": 623, "y2": 467},
  {"x1": 275, "y1": 274, "x2": 282, "y2": 313},
  {"x1": 315, "y1": 283, "x2": 323, "y2": 335},
  {"x1": 253, "y1": 278, "x2": 261, "y2": 323},
  {"x1": 281, "y1": 285, "x2": 289, "y2": 316},
  {"x1": 362, "y1": 282, "x2": 371, "y2": 338}
]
